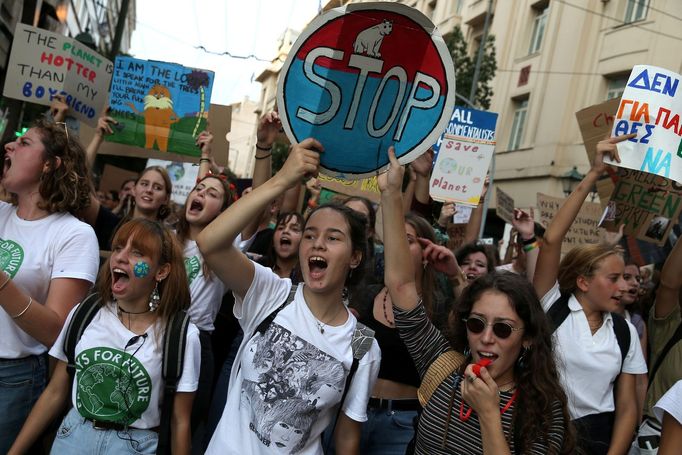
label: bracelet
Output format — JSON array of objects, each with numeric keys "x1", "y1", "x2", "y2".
[
  {"x1": 255, "y1": 153, "x2": 272, "y2": 160},
  {"x1": 0, "y1": 271, "x2": 10, "y2": 292},
  {"x1": 307, "y1": 198, "x2": 318, "y2": 209},
  {"x1": 199, "y1": 158, "x2": 211, "y2": 163},
  {"x1": 523, "y1": 241, "x2": 540, "y2": 252},
  {"x1": 12, "y1": 297, "x2": 33, "y2": 319},
  {"x1": 255, "y1": 144, "x2": 272, "y2": 151},
  {"x1": 521, "y1": 236, "x2": 537, "y2": 246}
]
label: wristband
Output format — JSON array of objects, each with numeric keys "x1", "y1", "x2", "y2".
[
  {"x1": 255, "y1": 153, "x2": 272, "y2": 160},
  {"x1": 255, "y1": 144, "x2": 272, "y2": 151},
  {"x1": 199, "y1": 158, "x2": 211, "y2": 163},
  {"x1": 522, "y1": 241, "x2": 540, "y2": 252},
  {"x1": 521, "y1": 236, "x2": 537, "y2": 246}
]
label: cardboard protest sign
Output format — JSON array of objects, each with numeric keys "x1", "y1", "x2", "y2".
[
  {"x1": 430, "y1": 107, "x2": 497, "y2": 206},
  {"x1": 106, "y1": 57, "x2": 215, "y2": 156},
  {"x1": 607, "y1": 65, "x2": 682, "y2": 184},
  {"x1": 317, "y1": 174, "x2": 380, "y2": 203},
  {"x1": 495, "y1": 187, "x2": 515, "y2": 224},
  {"x1": 537, "y1": 193, "x2": 602, "y2": 254},
  {"x1": 79, "y1": 103, "x2": 231, "y2": 165},
  {"x1": 278, "y1": 2, "x2": 455, "y2": 179},
  {"x1": 146, "y1": 158, "x2": 200, "y2": 205},
  {"x1": 3, "y1": 24, "x2": 113, "y2": 126},
  {"x1": 604, "y1": 168, "x2": 682, "y2": 245},
  {"x1": 575, "y1": 98, "x2": 621, "y2": 209}
]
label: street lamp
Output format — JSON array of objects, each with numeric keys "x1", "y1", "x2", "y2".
[{"x1": 561, "y1": 166, "x2": 584, "y2": 196}]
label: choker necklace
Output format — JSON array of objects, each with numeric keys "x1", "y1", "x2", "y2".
[{"x1": 116, "y1": 302, "x2": 151, "y2": 316}]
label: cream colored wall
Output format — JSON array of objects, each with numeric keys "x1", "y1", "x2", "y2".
[{"x1": 227, "y1": 98, "x2": 260, "y2": 178}]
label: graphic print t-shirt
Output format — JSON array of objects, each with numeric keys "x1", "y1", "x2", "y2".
[
  {"x1": 206, "y1": 262, "x2": 381, "y2": 455},
  {"x1": 50, "y1": 303, "x2": 201, "y2": 428}
]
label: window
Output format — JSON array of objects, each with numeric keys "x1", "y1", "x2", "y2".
[
  {"x1": 528, "y1": 5, "x2": 549, "y2": 54},
  {"x1": 624, "y1": 0, "x2": 649, "y2": 23},
  {"x1": 508, "y1": 99, "x2": 528, "y2": 151},
  {"x1": 606, "y1": 77, "x2": 628, "y2": 100}
]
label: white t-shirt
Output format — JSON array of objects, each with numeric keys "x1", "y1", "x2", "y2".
[
  {"x1": 206, "y1": 262, "x2": 381, "y2": 455},
  {"x1": 50, "y1": 302, "x2": 201, "y2": 429},
  {"x1": 0, "y1": 202, "x2": 99, "y2": 358},
  {"x1": 184, "y1": 240, "x2": 227, "y2": 331},
  {"x1": 653, "y1": 380, "x2": 682, "y2": 425},
  {"x1": 541, "y1": 282, "x2": 647, "y2": 419}
]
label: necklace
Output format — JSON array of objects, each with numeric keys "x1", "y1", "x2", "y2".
[
  {"x1": 116, "y1": 301, "x2": 151, "y2": 330},
  {"x1": 459, "y1": 388, "x2": 518, "y2": 422},
  {"x1": 382, "y1": 288, "x2": 394, "y2": 327},
  {"x1": 311, "y1": 304, "x2": 344, "y2": 334},
  {"x1": 587, "y1": 316, "x2": 603, "y2": 334}
]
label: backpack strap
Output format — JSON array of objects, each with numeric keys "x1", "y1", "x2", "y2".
[
  {"x1": 253, "y1": 284, "x2": 298, "y2": 337},
  {"x1": 157, "y1": 309, "x2": 191, "y2": 455},
  {"x1": 64, "y1": 293, "x2": 102, "y2": 385},
  {"x1": 417, "y1": 350, "x2": 466, "y2": 407},
  {"x1": 611, "y1": 312, "x2": 631, "y2": 370},
  {"x1": 547, "y1": 291, "x2": 571, "y2": 333},
  {"x1": 324, "y1": 322, "x2": 375, "y2": 451},
  {"x1": 648, "y1": 322, "x2": 682, "y2": 386}
]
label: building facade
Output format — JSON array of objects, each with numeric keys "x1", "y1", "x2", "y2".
[{"x1": 227, "y1": 97, "x2": 261, "y2": 178}]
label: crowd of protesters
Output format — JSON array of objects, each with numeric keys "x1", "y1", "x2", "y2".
[{"x1": 0, "y1": 97, "x2": 680, "y2": 455}]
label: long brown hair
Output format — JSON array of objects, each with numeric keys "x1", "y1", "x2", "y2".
[
  {"x1": 450, "y1": 272, "x2": 576, "y2": 453},
  {"x1": 175, "y1": 175, "x2": 232, "y2": 246},
  {"x1": 97, "y1": 219, "x2": 190, "y2": 328},
  {"x1": 33, "y1": 118, "x2": 92, "y2": 214},
  {"x1": 119, "y1": 166, "x2": 173, "y2": 224}
]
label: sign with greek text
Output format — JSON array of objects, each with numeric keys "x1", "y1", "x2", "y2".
[
  {"x1": 603, "y1": 168, "x2": 682, "y2": 245},
  {"x1": 107, "y1": 57, "x2": 215, "y2": 156},
  {"x1": 2, "y1": 24, "x2": 113, "y2": 126},
  {"x1": 146, "y1": 158, "x2": 199, "y2": 205},
  {"x1": 537, "y1": 193, "x2": 602, "y2": 254},
  {"x1": 430, "y1": 107, "x2": 497, "y2": 206},
  {"x1": 495, "y1": 187, "x2": 515, "y2": 224},
  {"x1": 278, "y1": 2, "x2": 455, "y2": 179},
  {"x1": 607, "y1": 65, "x2": 682, "y2": 184}
]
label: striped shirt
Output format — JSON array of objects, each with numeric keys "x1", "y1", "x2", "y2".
[{"x1": 394, "y1": 304, "x2": 565, "y2": 454}]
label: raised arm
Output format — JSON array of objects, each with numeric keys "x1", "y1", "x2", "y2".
[
  {"x1": 655, "y1": 236, "x2": 682, "y2": 318},
  {"x1": 197, "y1": 138, "x2": 322, "y2": 298},
  {"x1": 79, "y1": 114, "x2": 118, "y2": 226},
  {"x1": 464, "y1": 175, "x2": 489, "y2": 244},
  {"x1": 379, "y1": 147, "x2": 420, "y2": 311},
  {"x1": 511, "y1": 208, "x2": 539, "y2": 283},
  {"x1": 196, "y1": 130, "x2": 214, "y2": 180},
  {"x1": 533, "y1": 134, "x2": 634, "y2": 297}
]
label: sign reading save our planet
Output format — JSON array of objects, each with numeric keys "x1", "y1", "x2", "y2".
[
  {"x1": 278, "y1": 2, "x2": 455, "y2": 179},
  {"x1": 607, "y1": 65, "x2": 682, "y2": 184}
]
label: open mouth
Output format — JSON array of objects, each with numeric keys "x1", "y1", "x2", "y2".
[
  {"x1": 280, "y1": 236, "x2": 292, "y2": 246},
  {"x1": 3, "y1": 156, "x2": 10, "y2": 173},
  {"x1": 111, "y1": 268, "x2": 130, "y2": 294},
  {"x1": 477, "y1": 351, "x2": 498, "y2": 363},
  {"x1": 466, "y1": 273, "x2": 478, "y2": 281},
  {"x1": 308, "y1": 256, "x2": 327, "y2": 279},
  {"x1": 189, "y1": 199, "x2": 204, "y2": 212}
]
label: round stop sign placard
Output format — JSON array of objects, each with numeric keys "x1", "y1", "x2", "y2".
[{"x1": 278, "y1": 2, "x2": 455, "y2": 179}]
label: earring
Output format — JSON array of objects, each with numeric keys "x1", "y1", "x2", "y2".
[
  {"x1": 516, "y1": 346, "x2": 529, "y2": 369},
  {"x1": 149, "y1": 281, "x2": 160, "y2": 312},
  {"x1": 422, "y1": 260, "x2": 428, "y2": 270},
  {"x1": 463, "y1": 346, "x2": 471, "y2": 358},
  {"x1": 342, "y1": 286, "x2": 350, "y2": 307}
]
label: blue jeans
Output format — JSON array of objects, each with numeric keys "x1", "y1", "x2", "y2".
[
  {"x1": 0, "y1": 354, "x2": 47, "y2": 454},
  {"x1": 51, "y1": 408, "x2": 158, "y2": 454},
  {"x1": 323, "y1": 406, "x2": 417, "y2": 455},
  {"x1": 358, "y1": 407, "x2": 417, "y2": 455}
]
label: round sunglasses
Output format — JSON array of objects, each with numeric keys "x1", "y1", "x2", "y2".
[{"x1": 463, "y1": 315, "x2": 523, "y2": 339}]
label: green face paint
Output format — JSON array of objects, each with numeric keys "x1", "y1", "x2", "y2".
[{"x1": 133, "y1": 261, "x2": 150, "y2": 278}]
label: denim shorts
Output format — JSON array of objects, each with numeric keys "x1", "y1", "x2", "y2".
[
  {"x1": 51, "y1": 408, "x2": 158, "y2": 455},
  {"x1": 0, "y1": 354, "x2": 47, "y2": 454}
]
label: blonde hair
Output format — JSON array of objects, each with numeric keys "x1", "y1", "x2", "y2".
[{"x1": 558, "y1": 243, "x2": 623, "y2": 294}]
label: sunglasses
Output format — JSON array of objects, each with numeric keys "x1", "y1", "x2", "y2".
[{"x1": 463, "y1": 315, "x2": 523, "y2": 339}]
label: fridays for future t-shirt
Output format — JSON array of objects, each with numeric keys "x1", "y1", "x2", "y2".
[{"x1": 50, "y1": 302, "x2": 200, "y2": 429}]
